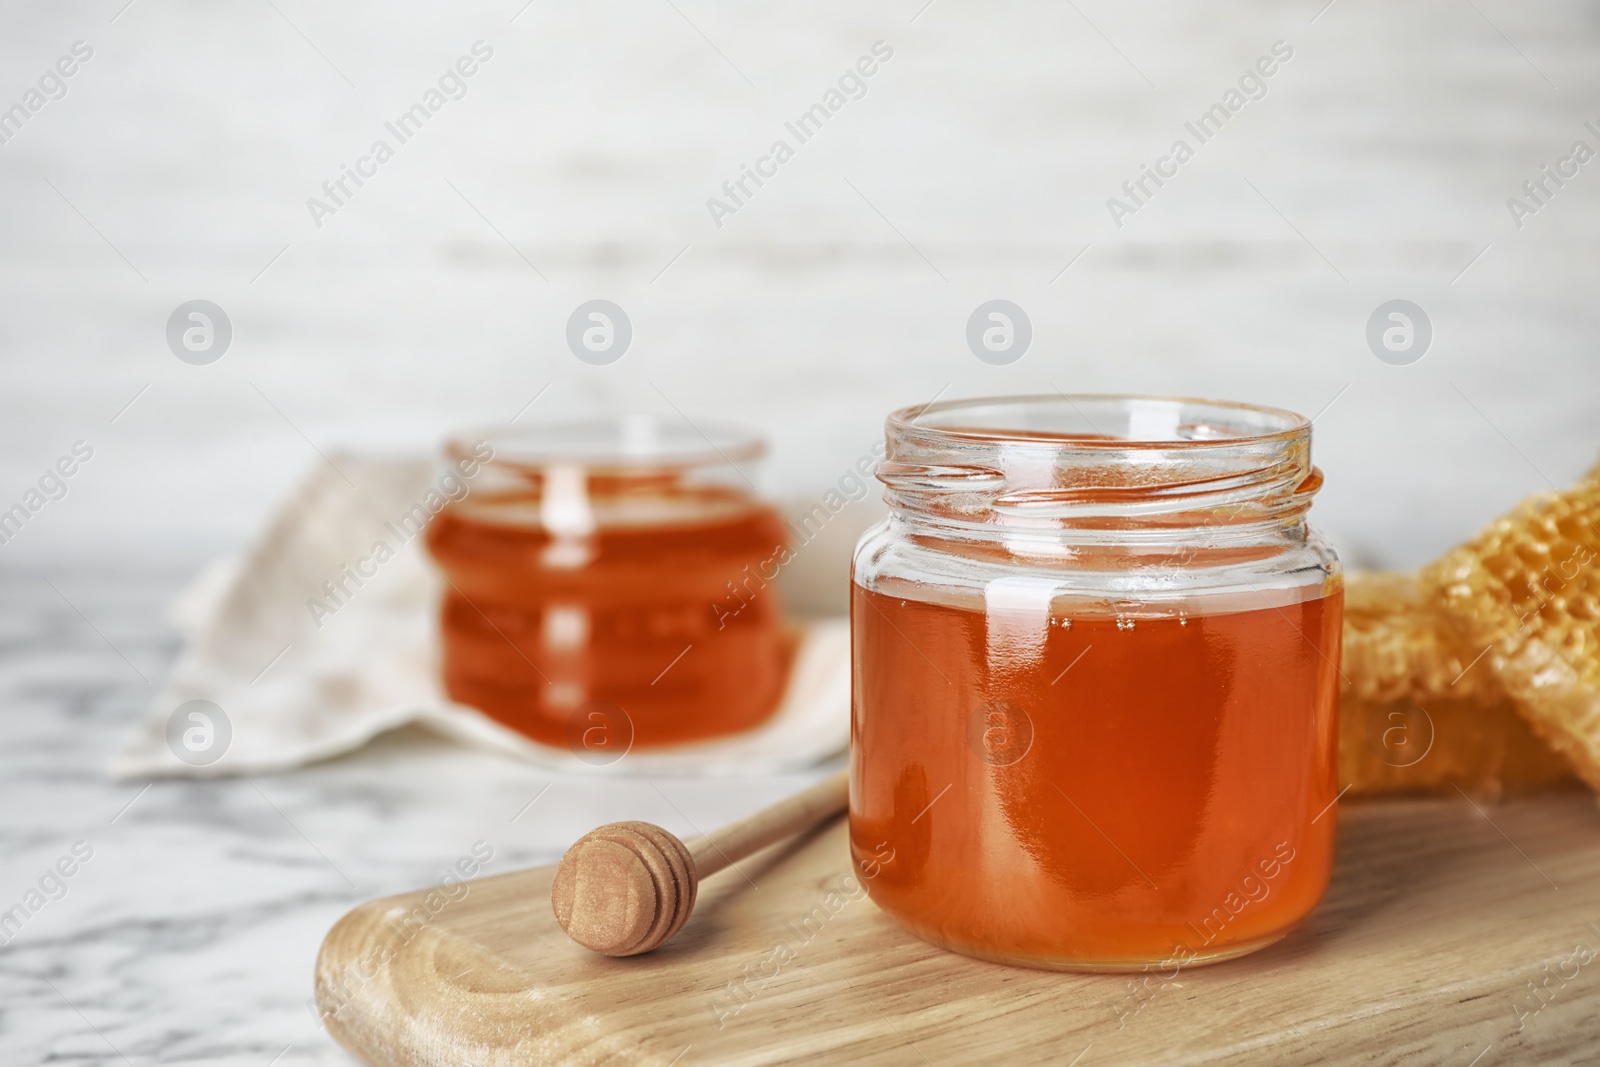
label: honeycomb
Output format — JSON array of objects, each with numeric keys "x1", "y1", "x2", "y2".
[
  {"x1": 1422, "y1": 463, "x2": 1600, "y2": 792},
  {"x1": 1343, "y1": 570, "x2": 1502, "y2": 707},
  {"x1": 1340, "y1": 460, "x2": 1600, "y2": 796},
  {"x1": 1340, "y1": 572, "x2": 1575, "y2": 796}
]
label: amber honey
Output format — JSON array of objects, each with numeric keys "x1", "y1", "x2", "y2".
[
  {"x1": 849, "y1": 394, "x2": 1343, "y2": 970},
  {"x1": 426, "y1": 424, "x2": 791, "y2": 750},
  {"x1": 851, "y1": 585, "x2": 1341, "y2": 968}
]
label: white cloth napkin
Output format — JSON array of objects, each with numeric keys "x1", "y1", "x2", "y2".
[{"x1": 111, "y1": 456, "x2": 851, "y2": 779}]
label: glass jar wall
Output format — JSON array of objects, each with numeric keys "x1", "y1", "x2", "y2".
[{"x1": 849, "y1": 395, "x2": 1342, "y2": 971}]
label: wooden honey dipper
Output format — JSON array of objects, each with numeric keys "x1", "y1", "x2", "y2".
[{"x1": 551, "y1": 770, "x2": 849, "y2": 956}]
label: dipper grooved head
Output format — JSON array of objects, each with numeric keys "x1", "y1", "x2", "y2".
[{"x1": 551, "y1": 821, "x2": 697, "y2": 956}]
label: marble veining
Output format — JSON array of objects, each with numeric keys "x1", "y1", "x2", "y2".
[{"x1": 0, "y1": 569, "x2": 821, "y2": 1064}]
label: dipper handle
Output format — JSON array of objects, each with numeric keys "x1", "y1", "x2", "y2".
[
  {"x1": 690, "y1": 769, "x2": 850, "y2": 878},
  {"x1": 551, "y1": 769, "x2": 849, "y2": 956}
]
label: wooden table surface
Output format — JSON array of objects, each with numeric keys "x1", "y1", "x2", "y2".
[{"x1": 317, "y1": 793, "x2": 1600, "y2": 1066}]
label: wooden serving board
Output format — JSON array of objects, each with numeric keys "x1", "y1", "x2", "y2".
[{"x1": 316, "y1": 795, "x2": 1600, "y2": 1066}]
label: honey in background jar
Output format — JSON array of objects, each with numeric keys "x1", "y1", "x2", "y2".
[{"x1": 426, "y1": 418, "x2": 792, "y2": 752}]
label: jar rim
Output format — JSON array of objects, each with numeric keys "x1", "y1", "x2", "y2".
[
  {"x1": 447, "y1": 415, "x2": 766, "y2": 472},
  {"x1": 887, "y1": 394, "x2": 1310, "y2": 451}
]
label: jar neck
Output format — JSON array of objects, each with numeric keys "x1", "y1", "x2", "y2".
[{"x1": 877, "y1": 396, "x2": 1322, "y2": 553}]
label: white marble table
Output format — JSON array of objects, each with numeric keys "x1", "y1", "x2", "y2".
[{"x1": 0, "y1": 568, "x2": 828, "y2": 1065}]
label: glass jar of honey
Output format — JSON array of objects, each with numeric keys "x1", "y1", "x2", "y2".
[
  {"x1": 850, "y1": 395, "x2": 1342, "y2": 971},
  {"x1": 426, "y1": 417, "x2": 792, "y2": 753}
]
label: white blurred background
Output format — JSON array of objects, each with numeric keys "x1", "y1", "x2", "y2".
[{"x1": 3, "y1": 0, "x2": 1598, "y2": 580}]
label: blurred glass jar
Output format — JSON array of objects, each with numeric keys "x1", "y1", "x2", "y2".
[{"x1": 425, "y1": 416, "x2": 792, "y2": 755}]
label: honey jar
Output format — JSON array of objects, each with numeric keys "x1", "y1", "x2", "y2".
[
  {"x1": 850, "y1": 395, "x2": 1342, "y2": 970},
  {"x1": 426, "y1": 417, "x2": 792, "y2": 753}
]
